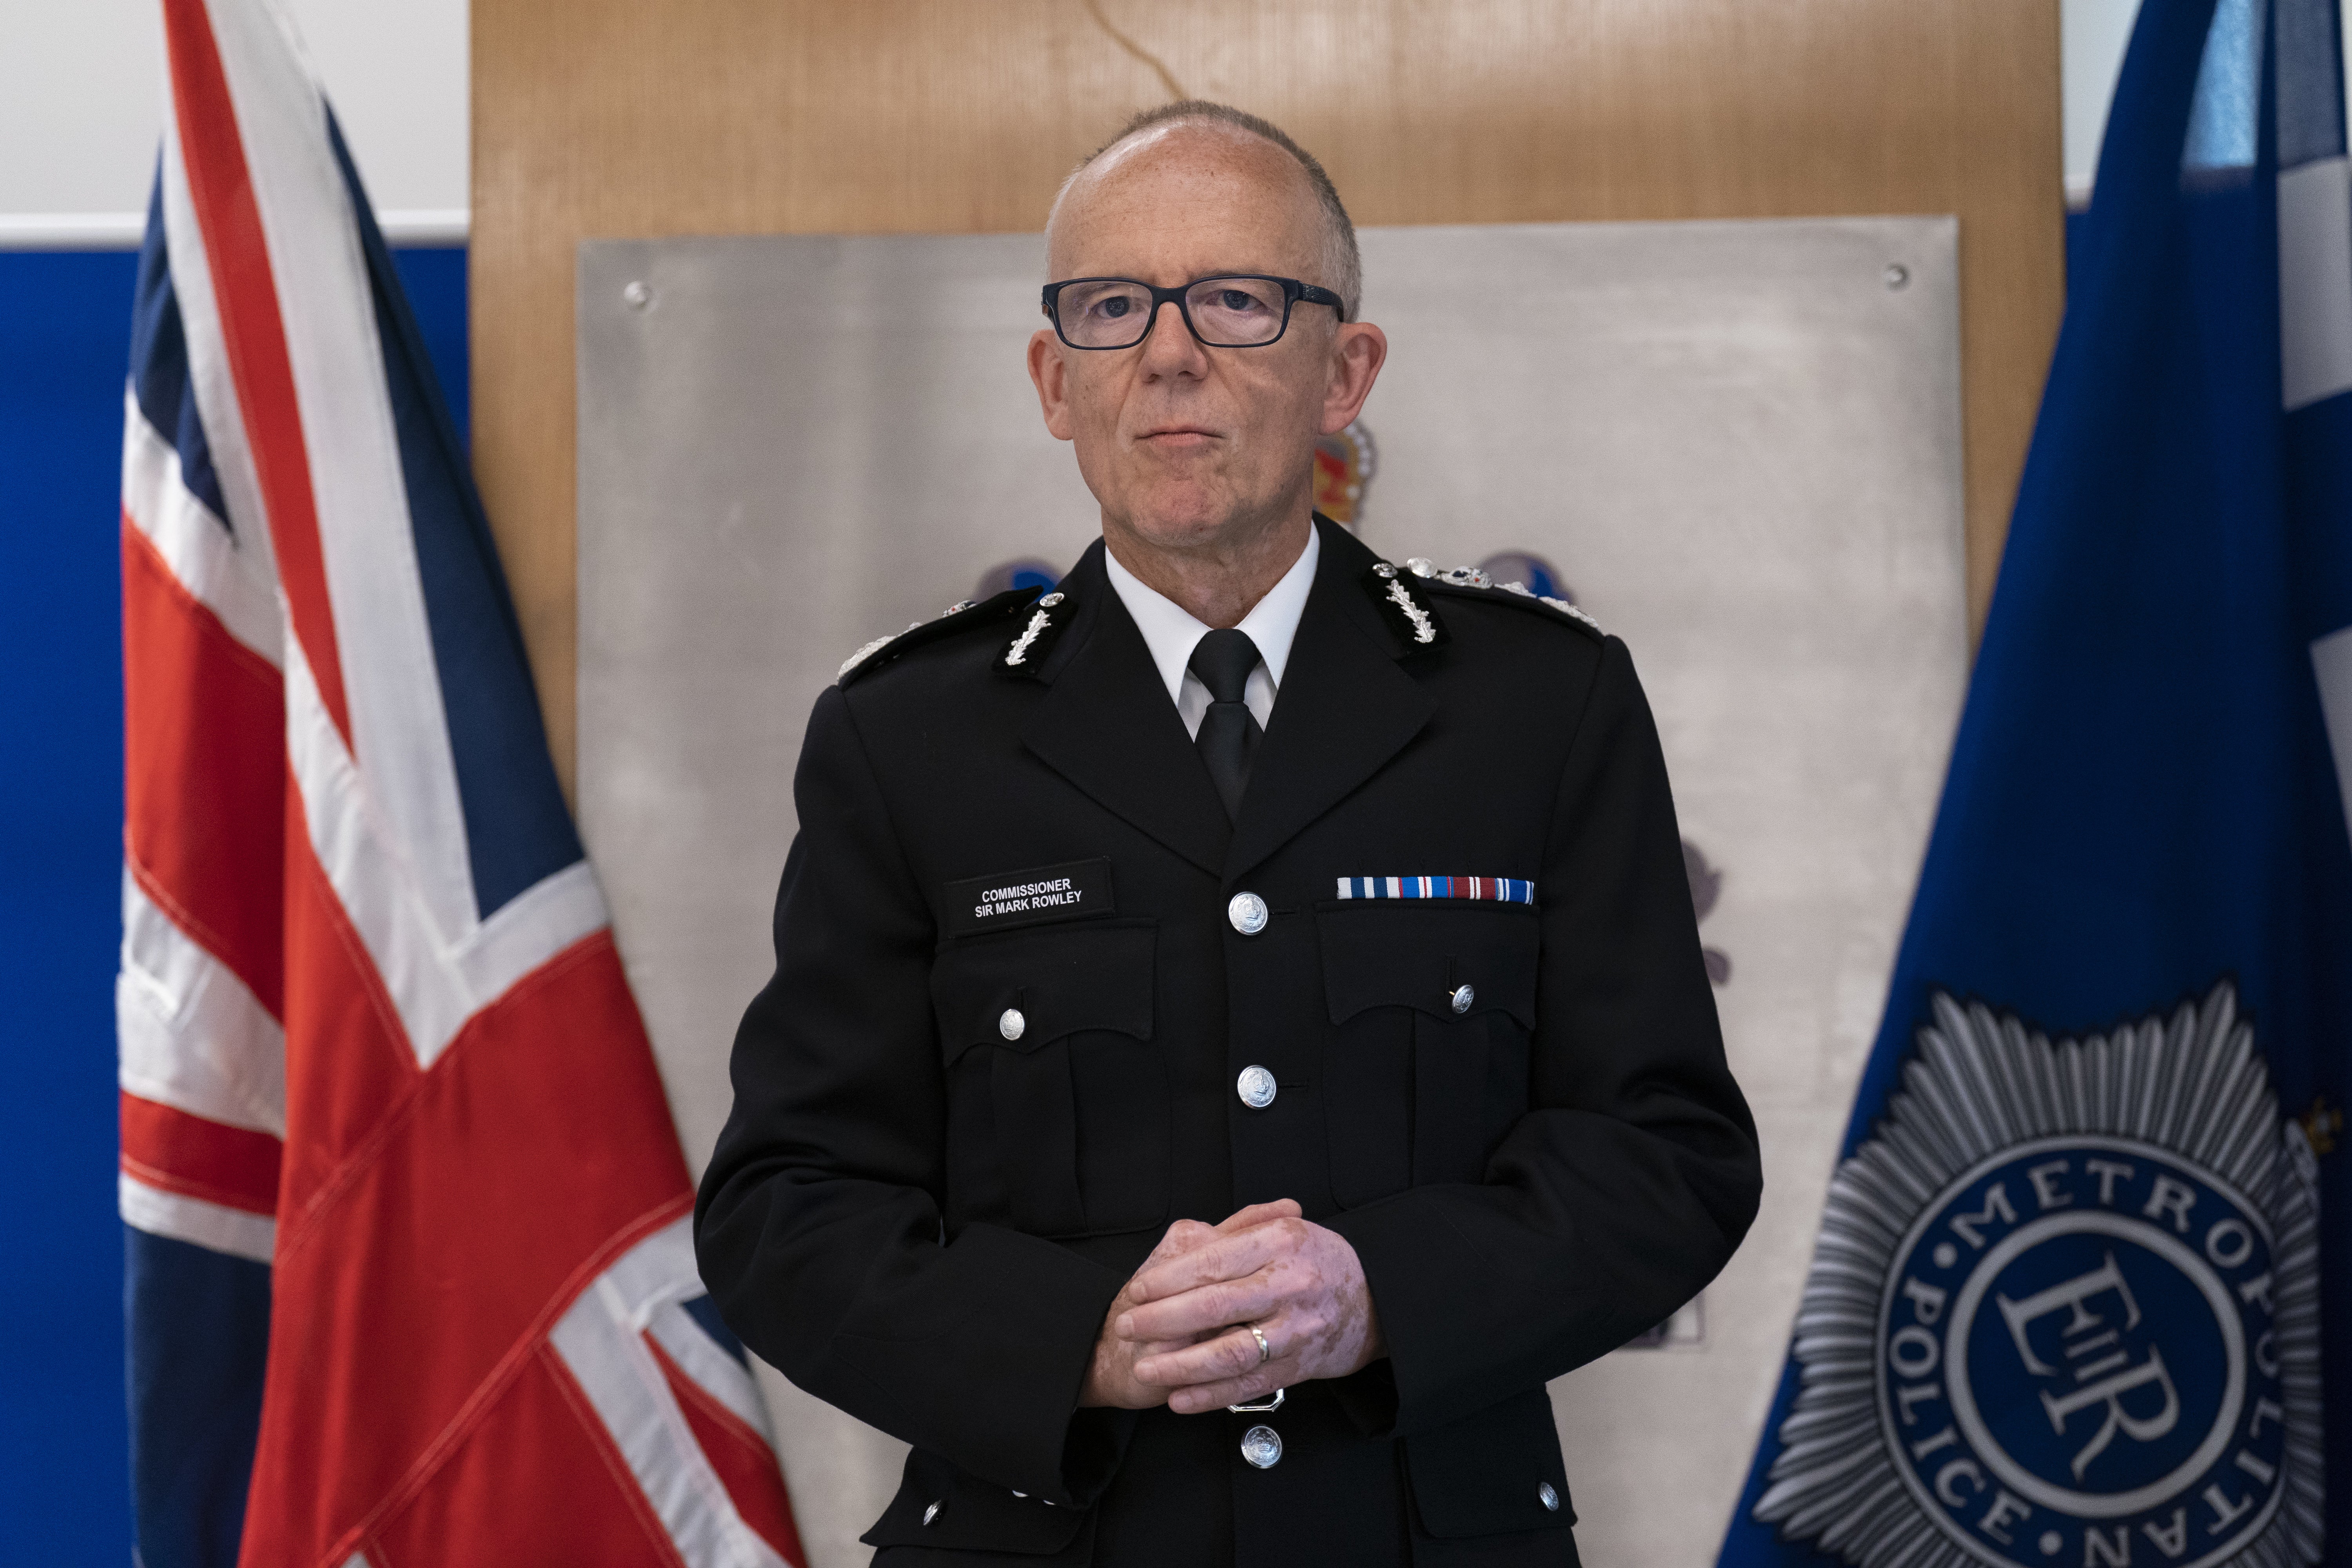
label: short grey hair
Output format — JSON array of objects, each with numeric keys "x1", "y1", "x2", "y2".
[{"x1": 1053, "y1": 100, "x2": 1361, "y2": 321}]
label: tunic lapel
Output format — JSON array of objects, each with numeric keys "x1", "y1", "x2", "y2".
[
  {"x1": 1225, "y1": 520, "x2": 1438, "y2": 881},
  {"x1": 1019, "y1": 544, "x2": 1233, "y2": 878}
]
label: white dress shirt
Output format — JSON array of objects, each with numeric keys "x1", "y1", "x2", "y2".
[{"x1": 1102, "y1": 523, "x2": 1320, "y2": 740}]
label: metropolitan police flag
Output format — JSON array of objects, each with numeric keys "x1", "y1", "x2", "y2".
[{"x1": 1716, "y1": 0, "x2": 2352, "y2": 1566}]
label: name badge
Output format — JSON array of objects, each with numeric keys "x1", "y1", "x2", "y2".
[{"x1": 942, "y1": 858, "x2": 1115, "y2": 936}]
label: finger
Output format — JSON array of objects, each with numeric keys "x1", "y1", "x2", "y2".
[
  {"x1": 1165, "y1": 1360, "x2": 1300, "y2": 1416},
  {"x1": 1127, "y1": 1220, "x2": 1299, "y2": 1305},
  {"x1": 1118, "y1": 1272, "x2": 1283, "y2": 1343},
  {"x1": 1213, "y1": 1199, "x2": 1301, "y2": 1234},
  {"x1": 1132, "y1": 1323, "x2": 1278, "y2": 1388},
  {"x1": 1146, "y1": 1217, "x2": 1218, "y2": 1263}
]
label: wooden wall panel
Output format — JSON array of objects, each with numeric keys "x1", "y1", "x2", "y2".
[{"x1": 474, "y1": 0, "x2": 2063, "y2": 795}]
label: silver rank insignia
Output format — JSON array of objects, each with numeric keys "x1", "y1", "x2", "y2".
[
  {"x1": 837, "y1": 588, "x2": 1047, "y2": 687},
  {"x1": 1387, "y1": 553, "x2": 1603, "y2": 637},
  {"x1": 1360, "y1": 561, "x2": 1450, "y2": 651},
  {"x1": 993, "y1": 590, "x2": 1077, "y2": 675}
]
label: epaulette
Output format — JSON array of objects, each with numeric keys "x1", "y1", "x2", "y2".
[
  {"x1": 1396, "y1": 556, "x2": 1604, "y2": 641},
  {"x1": 837, "y1": 586, "x2": 1046, "y2": 687}
]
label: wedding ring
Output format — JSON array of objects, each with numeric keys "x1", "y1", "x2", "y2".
[{"x1": 1249, "y1": 1323, "x2": 1272, "y2": 1365}]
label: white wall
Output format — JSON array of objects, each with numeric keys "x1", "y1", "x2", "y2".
[
  {"x1": 2063, "y1": 0, "x2": 2143, "y2": 200},
  {"x1": 0, "y1": 0, "x2": 466, "y2": 240}
]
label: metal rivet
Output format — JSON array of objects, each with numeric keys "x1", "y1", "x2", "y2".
[
  {"x1": 1538, "y1": 1481, "x2": 1559, "y2": 1512},
  {"x1": 998, "y1": 1007, "x2": 1025, "y2": 1041},
  {"x1": 1883, "y1": 263, "x2": 1909, "y2": 290},
  {"x1": 1373, "y1": 562, "x2": 1398, "y2": 579},
  {"x1": 923, "y1": 1500, "x2": 942, "y2": 1525},
  {"x1": 622, "y1": 279, "x2": 653, "y2": 310},
  {"x1": 1240, "y1": 1425, "x2": 1283, "y2": 1468},
  {"x1": 1038, "y1": 591, "x2": 1064, "y2": 607},
  {"x1": 1237, "y1": 1066, "x2": 1277, "y2": 1109},
  {"x1": 1227, "y1": 892, "x2": 1269, "y2": 935},
  {"x1": 1450, "y1": 984, "x2": 1475, "y2": 1014}
]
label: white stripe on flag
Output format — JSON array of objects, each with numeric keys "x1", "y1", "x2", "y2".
[
  {"x1": 120, "y1": 1171, "x2": 276, "y2": 1263},
  {"x1": 282, "y1": 639, "x2": 609, "y2": 1066},
  {"x1": 118, "y1": 870, "x2": 286, "y2": 1137},
  {"x1": 2280, "y1": 155, "x2": 2352, "y2": 412},
  {"x1": 121, "y1": 392, "x2": 283, "y2": 667},
  {"x1": 196, "y1": 0, "x2": 484, "y2": 955},
  {"x1": 647, "y1": 1303, "x2": 773, "y2": 1441},
  {"x1": 549, "y1": 1225, "x2": 789, "y2": 1568},
  {"x1": 2313, "y1": 626, "x2": 2352, "y2": 844},
  {"x1": 159, "y1": 118, "x2": 282, "y2": 621}
]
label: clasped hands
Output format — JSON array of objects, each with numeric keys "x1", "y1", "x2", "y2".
[{"x1": 1078, "y1": 1200, "x2": 1383, "y2": 1415}]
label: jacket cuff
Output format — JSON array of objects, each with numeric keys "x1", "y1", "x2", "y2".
[
  {"x1": 832, "y1": 1223, "x2": 1130, "y2": 1503},
  {"x1": 1322, "y1": 1196, "x2": 1494, "y2": 1436}
]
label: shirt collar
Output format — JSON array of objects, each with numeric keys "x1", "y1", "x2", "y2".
[{"x1": 1103, "y1": 522, "x2": 1321, "y2": 707}]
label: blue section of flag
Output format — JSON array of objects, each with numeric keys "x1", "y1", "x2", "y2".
[
  {"x1": 1718, "y1": 0, "x2": 2352, "y2": 1563},
  {"x1": 325, "y1": 114, "x2": 582, "y2": 921},
  {"x1": 682, "y1": 1292, "x2": 751, "y2": 1367},
  {"x1": 128, "y1": 180, "x2": 227, "y2": 532},
  {"x1": 125, "y1": 1229, "x2": 270, "y2": 1568}
]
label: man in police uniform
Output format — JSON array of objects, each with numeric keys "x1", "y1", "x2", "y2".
[{"x1": 694, "y1": 102, "x2": 1762, "y2": 1566}]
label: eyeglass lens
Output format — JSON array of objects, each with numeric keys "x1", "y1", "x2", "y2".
[{"x1": 1056, "y1": 278, "x2": 1291, "y2": 348}]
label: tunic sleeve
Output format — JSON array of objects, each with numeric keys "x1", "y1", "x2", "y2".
[
  {"x1": 1324, "y1": 635, "x2": 1763, "y2": 1436},
  {"x1": 693, "y1": 684, "x2": 1134, "y2": 1504}
]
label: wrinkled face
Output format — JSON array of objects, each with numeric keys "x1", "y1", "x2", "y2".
[{"x1": 1029, "y1": 124, "x2": 1373, "y2": 554}]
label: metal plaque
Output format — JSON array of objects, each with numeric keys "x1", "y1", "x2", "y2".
[{"x1": 577, "y1": 216, "x2": 1965, "y2": 1567}]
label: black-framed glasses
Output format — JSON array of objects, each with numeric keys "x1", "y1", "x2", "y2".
[{"x1": 1041, "y1": 274, "x2": 1347, "y2": 350}]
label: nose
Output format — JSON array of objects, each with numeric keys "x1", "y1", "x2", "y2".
[{"x1": 1137, "y1": 297, "x2": 1209, "y2": 377}]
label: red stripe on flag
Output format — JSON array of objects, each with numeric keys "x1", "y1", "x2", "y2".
[
  {"x1": 366, "y1": 1346, "x2": 687, "y2": 1568},
  {"x1": 159, "y1": 0, "x2": 351, "y2": 744},
  {"x1": 272, "y1": 787, "x2": 423, "y2": 1216},
  {"x1": 240, "y1": 910, "x2": 692, "y2": 1566},
  {"x1": 122, "y1": 515, "x2": 286, "y2": 1016},
  {"x1": 648, "y1": 1335, "x2": 806, "y2": 1565},
  {"x1": 120, "y1": 1091, "x2": 283, "y2": 1217}
]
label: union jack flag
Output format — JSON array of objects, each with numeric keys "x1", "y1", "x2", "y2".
[{"x1": 115, "y1": 2, "x2": 804, "y2": 1563}]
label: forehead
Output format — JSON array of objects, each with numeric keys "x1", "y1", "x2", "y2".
[{"x1": 1049, "y1": 124, "x2": 1324, "y2": 282}]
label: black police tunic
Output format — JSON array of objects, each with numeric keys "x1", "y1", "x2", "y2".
[{"x1": 694, "y1": 516, "x2": 1762, "y2": 1567}]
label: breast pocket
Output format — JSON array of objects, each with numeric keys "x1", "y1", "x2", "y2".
[
  {"x1": 930, "y1": 919, "x2": 1165, "y2": 1239},
  {"x1": 1316, "y1": 901, "x2": 1539, "y2": 1207}
]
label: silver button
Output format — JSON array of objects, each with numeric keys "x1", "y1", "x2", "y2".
[
  {"x1": 1228, "y1": 892, "x2": 1269, "y2": 935},
  {"x1": 1538, "y1": 1481, "x2": 1559, "y2": 1512},
  {"x1": 1240, "y1": 1425, "x2": 1283, "y2": 1468},
  {"x1": 1237, "y1": 1066, "x2": 1277, "y2": 1109},
  {"x1": 998, "y1": 1007, "x2": 1025, "y2": 1041},
  {"x1": 1450, "y1": 984, "x2": 1475, "y2": 1014},
  {"x1": 923, "y1": 1500, "x2": 942, "y2": 1525}
]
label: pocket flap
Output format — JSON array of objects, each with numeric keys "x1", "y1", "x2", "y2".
[
  {"x1": 931, "y1": 920, "x2": 1155, "y2": 1061},
  {"x1": 1405, "y1": 1388, "x2": 1576, "y2": 1538},
  {"x1": 1316, "y1": 902, "x2": 1538, "y2": 1028}
]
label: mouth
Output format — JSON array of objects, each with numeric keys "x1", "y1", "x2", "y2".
[{"x1": 1138, "y1": 425, "x2": 1221, "y2": 446}]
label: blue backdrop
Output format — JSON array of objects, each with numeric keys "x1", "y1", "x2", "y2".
[{"x1": 0, "y1": 243, "x2": 466, "y2": 1564}]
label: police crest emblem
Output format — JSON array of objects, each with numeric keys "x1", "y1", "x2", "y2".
[{"x1": 1757, "y1": 983, "x2": 2323, "y2": 1568}]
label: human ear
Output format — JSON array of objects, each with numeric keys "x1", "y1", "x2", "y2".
[
  {"x1": 1320, "y1": 321, "x2": 1387, "y2": 436},
  {"x1": 1027, "y1": 329, "x2": 1077, "y2": 442}
]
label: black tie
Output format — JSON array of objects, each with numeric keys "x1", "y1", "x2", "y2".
[{"x1": 1190, "y1": 628, "x2": 1263, "y2": 821}]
